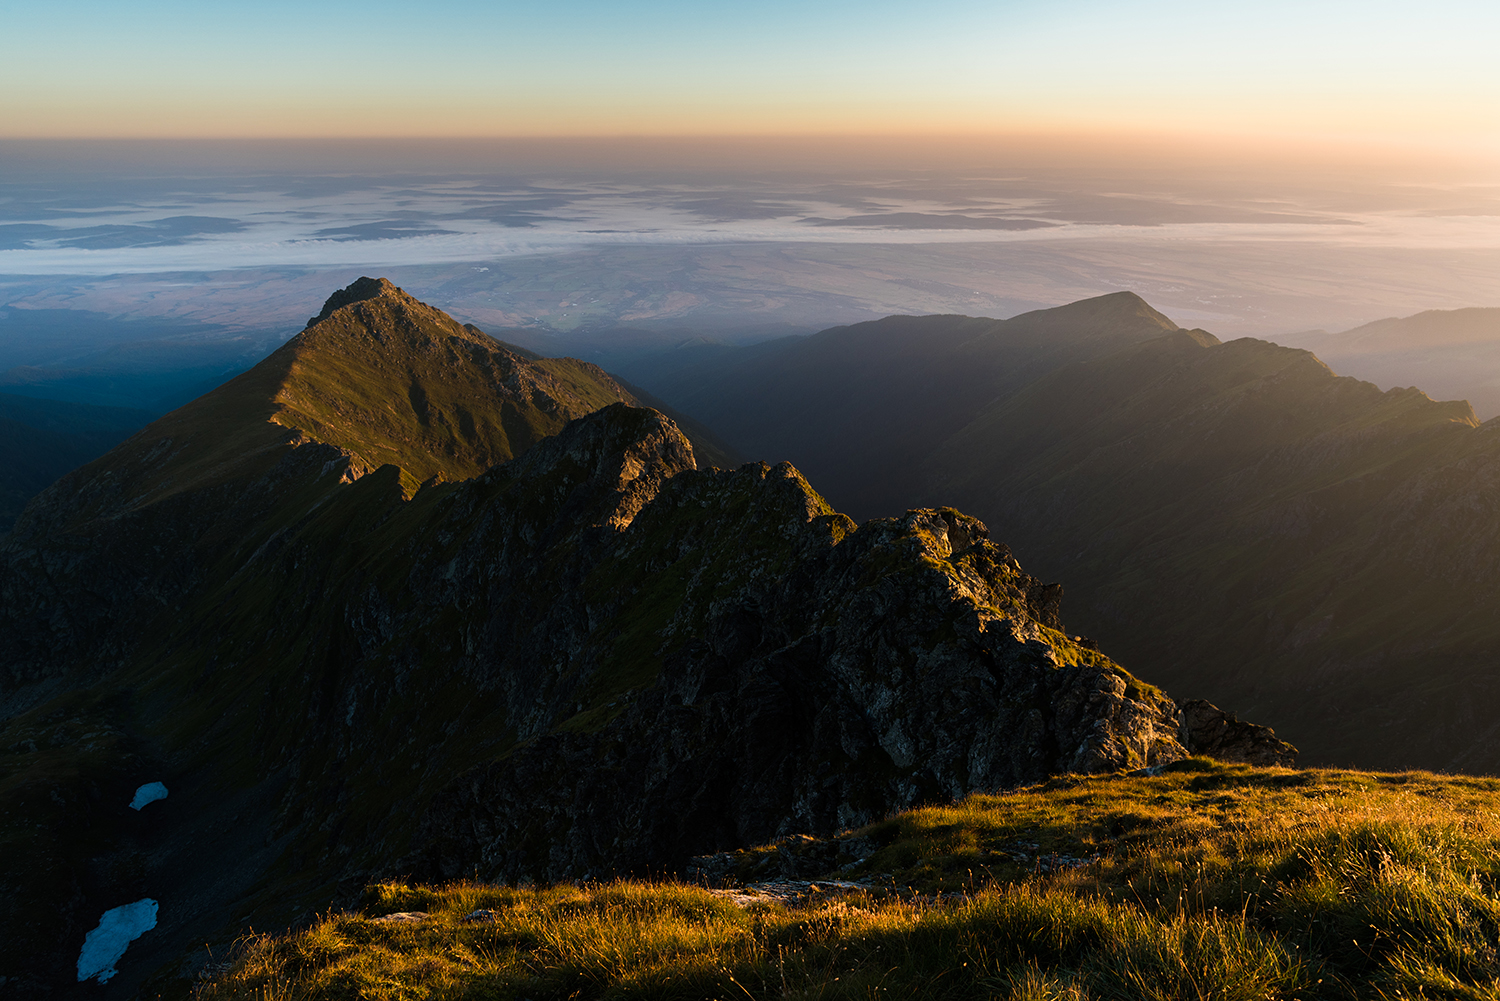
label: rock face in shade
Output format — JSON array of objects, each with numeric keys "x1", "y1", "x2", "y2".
[
  {"x1": 0, "y1": 279, "x2": 1291, "y2": 998},
  {"x1": 1177, "y1": 700, "x2": 1298, "y2": 768},
  {"x1": 629, "y1": 292, "x2": 1500, "y2": 773},
  {"x1": 412, "y1": 478, "x2": 1195, "y2": 882}
]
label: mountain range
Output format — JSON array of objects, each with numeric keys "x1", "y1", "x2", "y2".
[
  {"x1": 625, "y1": 294, "x2": 1500, "y2": 770},
  {"x1": 621, "y1": 292, "x2": 1183, "y2": 520},
  {"x1": 0, "y1": 279, "x2": 1281, "y2": 998},
  {"x1": 1281, "y1": 306, "x2": 1500, "y2": 420}
]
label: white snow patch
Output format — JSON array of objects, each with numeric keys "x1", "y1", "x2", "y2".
[
  {"x1": 76, "y1": 898, "x2": 158, "y2": 983},
  {"x1": 129, "y1": 781, "x2": 168, "y2": 810}
]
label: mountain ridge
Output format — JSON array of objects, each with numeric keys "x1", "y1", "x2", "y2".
[
  {"x1": 0, "y1": 280, "x2": 1287, "y2": 999},
  {"x1": 624, "y1": 294, "x2": 1500, "y2": 769},
  {"x1": 1277, "y1": 304, "x2": 1500, "y2": 420},
  {"x1": 923, "y1": 328, "x2": 1498, "y2": 766},
  {"x1": 632, "y1": 290, "x2": 1185, "y2": 518},
  {"x1": 0, "y1": 278, "x2": 642, "y2": 700}
]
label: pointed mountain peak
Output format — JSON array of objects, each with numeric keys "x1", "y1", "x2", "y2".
[
  {"x1": 976, "y1": 290, "x2": 1182, "y2": 354},
  {"x1": 306, "y1": 276, "x2": 412, "y2": 327},
  {"x1": 1037, "y1": 290, "x2": 1179, "y2": 329},
  {"x1": 20, "y1": 281, "x2": 641, "y2": 524}
]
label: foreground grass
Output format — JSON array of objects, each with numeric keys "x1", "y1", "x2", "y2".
[{"x1": 200, "y1": 760, "x2": 1500, "y2": 1000}]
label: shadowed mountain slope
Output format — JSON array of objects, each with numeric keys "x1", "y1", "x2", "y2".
[
  {"x1": 0, "y1": 278, "x2": 641, "y2": 698},
  {"x1": 0, "y1": 393, "x2": 155, "y2": 533},
  {"x1": 634, "y1": 291, "x2": 1180, "y2": 518},
  {"x1": 0, "y1": 281, "x2": 1275, "y2": 999},
  {"x1": 630, "y1": 294, "x2": 1500, "y2": 772},
  {"x1": 923, "y1": 330, "x2": 1500, "y2": 769}
]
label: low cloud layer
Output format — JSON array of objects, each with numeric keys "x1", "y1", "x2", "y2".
[{"x1": 1, "y1": 154, "x2": 1495, "y2": 276}]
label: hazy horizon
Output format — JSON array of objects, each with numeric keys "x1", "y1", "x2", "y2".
[
  {"x1": 3, "y1": 3, "x2": 1498, "y2": 410},
  {"x1": 2, "y1": 137, "x2": 1497, "y2": 342}
]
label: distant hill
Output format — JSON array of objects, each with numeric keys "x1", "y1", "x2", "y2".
[
  {"x1": 635, "y1": 291, "x2": 1181, "y2": 518},
  {"x1": 632, "y1": 295, "x2": 1500, "y2": 771},
  {"x1": 1327, "y1": 307, "x2": 1500, "y2": 350},
  {"x1": 1280, "y1": 306, "x2": 1500, "y2": 419},
  {"x1": 0, "y1": 392, "x2": 155, "y2": 533}
]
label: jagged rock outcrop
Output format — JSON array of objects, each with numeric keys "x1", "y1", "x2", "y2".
[
  {"x1": 1177, "y1": 699, "x2": 1298, "y2": 767},
  {"x1": 411, "y1": 465, "x2": 1191, "y2": 881}
]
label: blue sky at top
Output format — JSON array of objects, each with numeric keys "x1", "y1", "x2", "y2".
[{"x1": 2, "y1": 0, "x2": 1497, "y2": 142}]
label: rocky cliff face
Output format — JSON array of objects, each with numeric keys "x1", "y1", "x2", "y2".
[
  {"x1": 226, "y1": 401, "x2": 1204, "y2": 883},
  {"x1": 409, "y1": 441, "x2": 1192, "y2": 882},
  {"x1": 0, "y1": 281, "x2": 1292, "y2": 998}
]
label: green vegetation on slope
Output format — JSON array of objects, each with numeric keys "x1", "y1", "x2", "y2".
[
  {"x1": 268, "y1": 278, "x2": 640, "y2": 495},
  {"x1": 5, "y1": 278, "x2": 639, "y2": 537},
  {"x1": 199, "y1": 759, "x2": 1500, "y2": 1000}
]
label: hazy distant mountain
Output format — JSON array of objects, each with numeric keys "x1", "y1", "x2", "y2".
[
  {"x1": 0, "y1": 392, "x2": 155, "y2": 533},
  {"x1": 634, "y1": 291, "x2": 1181, "y2": 518},
  {"x1": 1280, "y1": 306, "x2": 1500, "y2": 419},
  {"x1": 0, "y1": 279, "x2": 1263, "y2": 997},
  {"x1": 1325, "y1": 307, "x2": 1500, "y2": 349}
]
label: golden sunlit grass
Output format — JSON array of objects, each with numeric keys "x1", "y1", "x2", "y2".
[{"x1": 199, "y1": 760, "x2": 1500, "y2": 1000}]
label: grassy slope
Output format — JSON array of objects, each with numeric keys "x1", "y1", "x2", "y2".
[
  {"x1": 924, "y1": 331, "x2": 1500, "y2": 770},
  {"x1": 266, "y1": 285, "x2": 638, "y2": 496},
  {"x1": 16, "y1": 280, "x2": 640, "y2": 532},
  {"x1": 199, "y1": 759, "x2": 1500, "y2": 1000}
]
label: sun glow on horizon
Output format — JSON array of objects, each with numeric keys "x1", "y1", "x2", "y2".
[{"x1": 3, "y1": 0, "x2": 1497, "y2": 152}]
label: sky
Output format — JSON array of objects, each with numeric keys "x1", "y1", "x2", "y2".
[{"x1": 4, "y1": 0, "x2": 1498, "y2": 147}]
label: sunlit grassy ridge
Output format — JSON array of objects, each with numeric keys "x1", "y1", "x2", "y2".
[
  {"x1": 270, "y1": 280, "x2": 637, "y2": 496},
  {"x1": 199, "y1": 760, "x2": 1500, "y2": 1000}
]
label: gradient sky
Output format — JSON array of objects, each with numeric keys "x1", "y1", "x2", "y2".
[{"x1": 4, "y1": 0, "x2": 1498, "y2": 144}]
